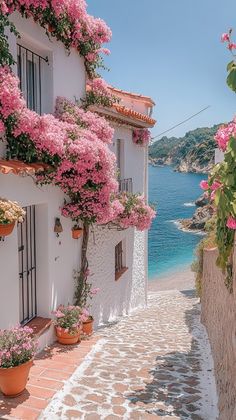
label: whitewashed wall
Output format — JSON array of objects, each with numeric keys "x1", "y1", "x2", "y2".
[
  {"x1": 0, "y1": 173, "x2": 81, "y2": 329},
  {"x1": 9, "y1": 12, "x2": 86, "y2": 113},
  {"x1": 88, "y1": 124, "x2": 148, "y2": 326},
  {"x1": 0, "y1": 14, "x2": 149, "y2": 332},
  {"x1": 214, "y1": 148, "x2": 224, "y2": 164},
  {"x1": 87, "y1": 226, "x2": 147, "y2": 327},
  {"x1": 110, "y1": 125, "x2": 146, "y2": 194}
]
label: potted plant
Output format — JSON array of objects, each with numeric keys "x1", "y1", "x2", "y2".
[
  {"x1": 0, "y1": 198, "x2": 25, "y2": 237},
  {"x1": 81, "y1": 310, "x2": 94, "y2": 336},
  {"x1": 0, "y1": 326, "x2": 37, "y2": 397},
  {"x1": 71, "y1": 224, "x2": 83, "y2": 239},
  {"x1": 74, "y1": 270, "x2": 99, "y2": 336},
  {"x1": 53, "y1": 305, "x2": 82, "y2": 345}
]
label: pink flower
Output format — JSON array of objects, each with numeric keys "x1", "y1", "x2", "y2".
[
  {"x1": 221, "y1": 33, "x2": 230, "y2": 42},
  {"x1": 214, "y1": 120, "x2": 236, "y2": 151},
  {"x1": 200, "y1": 180, "x2": 209, "y2": 190},
  {"x1": 228, "y1": 43, "x2": 236, "y2": 50},
  {"x1": 133, "y1": 129, "x2": 151, "y2": 146},
  {"x1": 211, "y1": 181, "x2": 222, "y2": 191},
  {"x1": 55, "y1": 310, "x2": 65, "y2": 318},
  {"x1": 226, "y1": 216, "x2": 236, "y2": 229},
  {"x1": 0, "y1": 120, "x2": 5, "y2": 134}
]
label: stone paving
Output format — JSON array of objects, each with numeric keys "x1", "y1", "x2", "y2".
[{"x1": 41, "y1": 289, "x2": 218, "y2": 419}]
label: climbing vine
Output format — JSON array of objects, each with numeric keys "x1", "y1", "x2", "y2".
[
  {"x1": 0, "y1": 0, "x2": 112, "y2": 77},
  {"x1": 199, "y1": 29, "x2": 236, "y2": 291},
  {"x1": 0, "y1": 4, "x2": 156, "y2": 307}
]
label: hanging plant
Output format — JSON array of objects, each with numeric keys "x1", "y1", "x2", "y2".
[
  {"x1": 132, "y1": 128, "x2": 151, "y2": 146},
  {"x1": 0, "y1": 197, "x2": 25, "y2": 236}
]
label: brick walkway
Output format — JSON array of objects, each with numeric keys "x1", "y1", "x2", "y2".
[
  {"x1": 41, "y1": 289, "x2": 218, "y2": 419},
  {"x1": 0, "y1": 337, "x2": 98, "y2": 419}
]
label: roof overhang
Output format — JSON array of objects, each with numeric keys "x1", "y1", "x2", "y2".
[
  {"x1": 0, "y1": 160, "x2": 50, "y2": 176},
  {"x1": 89, "y1": 105, "x2": 156, "y2": 129}
]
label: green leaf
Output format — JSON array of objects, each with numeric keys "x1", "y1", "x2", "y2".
[
  {"x1": 214, "y1": 189, "x2": 221, "y2": 206},
  {"x1": 227, "y1": 68, "x2": 236, "y2": 93},
  {"x1": 227, "y1": 60, "x2": 236, "y2": 72}
]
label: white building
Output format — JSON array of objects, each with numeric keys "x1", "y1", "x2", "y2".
[
  {"x1": 214, "y1": 148, "x2": 224, "y2": 164},
  {"x1": 0, "y1": 12, "x2": 156, "y2": 347}
]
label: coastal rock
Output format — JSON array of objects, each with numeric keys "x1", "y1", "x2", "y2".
[
  {"x1": 195, "y1": 194, "x2": 208, "y2": 207},
  {"x1": 179, "y1": 205, "x2": 214, "y2": 232},
  {"x1": 175, "y1": 160, "x2": 213, "y2": 174}
]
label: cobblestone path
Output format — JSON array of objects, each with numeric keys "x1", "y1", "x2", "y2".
[{"x1": 41, "y1": 289, "x2": 218, "y2": 419}]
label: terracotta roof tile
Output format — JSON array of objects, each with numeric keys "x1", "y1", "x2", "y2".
[
  {"x1": 113, "y1": 104, "x2": 156, "y2": 126},
  {"x1": 0, "y1": 160, "x2": 50, "y2": 176},
  {"x1": 108, "y1": 86, "x2": 155, "y2": 106}
]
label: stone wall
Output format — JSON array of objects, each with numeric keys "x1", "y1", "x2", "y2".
[{"x1": 201, "y1": 246, "x2": 236, "y2": 420}]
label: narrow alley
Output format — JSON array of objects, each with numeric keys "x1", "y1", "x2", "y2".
[{"x1": 41, "y1": 286, "x2": 218, "y2": 419}]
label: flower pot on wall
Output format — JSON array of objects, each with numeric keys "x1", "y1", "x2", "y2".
[
  {"x1": 82, "y1": 317, "x2": 94, "y2": 336},
  {"x1": 0, "y1": 359, "x2": 33, "y2": 397},
  {"x1": 55, "y1": 327, "x2": 80, "y2": 345},
  {"x1": 71, "y1": 228, "x2": 83, "y2": 239},
  {"x1": 0, "y1": 222, "x2": 15, "y2": 237}
]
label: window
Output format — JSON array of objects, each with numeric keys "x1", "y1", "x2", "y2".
[
  {"x1": 115, "y1": 241, "x2": 128, "y2": 280},
  {"x1": 17, "y1": 44, "x2": 48, "y2": 114}
]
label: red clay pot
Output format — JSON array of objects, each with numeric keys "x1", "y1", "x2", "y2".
[
  {"x1": 0, "y1": 222, "x2": 15, "y2": 237},
  {"x1": 82, "y1": 317, "x2": 94, "y2": 336},
  {"x1": 55, "y1": 327, "x2": 80, "y2": 345},
  {"x1": 71, "y1": 228, "x2": 83, "y2": 239},
  {"x1": 0, "y1": 359, "x2": 33, "y2": 397}
]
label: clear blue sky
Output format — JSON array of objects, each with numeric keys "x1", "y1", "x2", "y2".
[{"x1": 87, "y1": 0, "x2": 236, "y2": 139}]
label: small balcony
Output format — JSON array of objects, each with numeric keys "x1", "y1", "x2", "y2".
[{"x1": 119, "y1": 178, "x2": 133, "y2": 193}]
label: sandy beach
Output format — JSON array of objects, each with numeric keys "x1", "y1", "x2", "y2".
[{"x1": 148, "y1": 266, "x2": 195, "y2": 292}]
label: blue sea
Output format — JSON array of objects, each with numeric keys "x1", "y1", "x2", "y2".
[{"x1": 148, "y1": 165, "x2": 207, "y2": 279}]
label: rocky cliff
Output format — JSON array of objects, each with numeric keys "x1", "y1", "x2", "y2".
[{"x1": 149, "y1": 125, "x2": 221, "y2": 174}]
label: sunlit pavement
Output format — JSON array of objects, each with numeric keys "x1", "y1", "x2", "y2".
[{"x1": 41, "y1": 288, "x2": 218, "y2": 420}]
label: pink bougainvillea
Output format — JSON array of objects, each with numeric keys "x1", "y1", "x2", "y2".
[
  {"x1": 1, "y1": 0, "x2": 112, "y2": 75},
  {"x1": 226, "y1": 216, "x2": 236, "y2": 230},
  {"x1": 0, "y1": 120, "x2": 5, "y2": 134},
  {"x1": 133, "y1": 128, "x2": 151, "y2": 146},
  {"x1": 214, "y1": 119, "x2": 236, "y2": 151},
  {"x1": 200, "y1": 178, "x2": 222, "y2": 201},
  {"x1": 0, "y1": 67, "x2": 118, "y2": 224},
  {"x1": 85, "y1": 78, "x2": 118, "y2": 108},
  {"x1": 110, "y1": 193, "x2": 156, "y2": 231},
  {"x1": 55, "y1": 97, "x2": 114, "y2": 144},
  {"x1": 0, "y1": 67, "x2": 156, "y2": 230},
  {"x1": 200, "y1": 180, "x2": 209, "y2": 190}
]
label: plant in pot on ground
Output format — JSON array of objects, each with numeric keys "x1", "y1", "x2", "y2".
[
  {"x1": 0, "y1": 197, "x2": 25, "y2": 237},
  {"x1": 73, "y1": 269, "x2": 99, "y2": 336},
  {"x1": 53, "y1": 305, "x2": 86, "y2": 345},
  {"x1": 0, "y1": 326, "x2": 37, "y2": 397}
]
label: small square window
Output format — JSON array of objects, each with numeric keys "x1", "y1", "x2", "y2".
[{"x1": 115, "y1": 241, "x2": 128, "y2": 281}]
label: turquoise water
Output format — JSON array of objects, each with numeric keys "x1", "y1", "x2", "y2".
[{"x1": 148, "y1": 165, "x2": 207, "y2": 279}]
